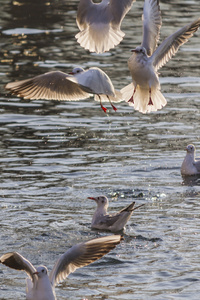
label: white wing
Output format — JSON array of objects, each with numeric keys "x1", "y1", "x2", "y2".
[
  {"x1": 0, "y1": 252, "x2": 36, "y2": 281},
  {"x1": 151, "y1": 18, "x2": 200, "y2": 71},
  {"x1": 76, "y1": 68, "x2": 115, "y2": 96},
  {"x1": 49, "y1": 235, "x2": 122, "y2": 287},
  {"x1": 5, "y1": 71, "x2": 91, "y2": 100},
  {"x1": 141, "y1": 0, "x2": 162, "y2": 56}
]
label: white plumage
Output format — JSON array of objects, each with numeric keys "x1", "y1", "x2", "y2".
[
  {"x1": 181, "y1": 144, "x2": 200, "y2": 176},
  {"x1": 75, "y1": 0, "x2": 135, "y2": 53},
  {"x1": 0, "y1": 235, "x2": 122, "y2": 300},
  {"x1": 121, "y1": 0, "x2": 200, "y2": 114}
]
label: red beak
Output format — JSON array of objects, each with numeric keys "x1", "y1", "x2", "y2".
[
  {"x1": 33, "y1": 271, "x2": 39, "y2": 275},
  {"x1": 68, "y1": 72, "x2": 74, "y2": 75},
  {"x1": 131, "y1": 49, "x2": 137, "y2": 53},
  {"x1": 88, "y1": 197, "x2": 96, "y2": 201}
]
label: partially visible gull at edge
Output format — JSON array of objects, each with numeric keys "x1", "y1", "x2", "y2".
[
  {"x1": 0, "y1": 235, "x2": 122, "y2": 300},
  {"x1": 121, "y1": 0, "x2": 200, "y2": 114},
  {"x1": 76, "y1": 0, "x2": 136, "y2": 53},
  {"x1": 181, "y1": 144, "x2": 200, "y2": 176}
]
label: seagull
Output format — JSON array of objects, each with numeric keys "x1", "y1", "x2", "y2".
[
  {"x1": 121, "y1": 0, "x2": 200, "y2": 114},
  {"x1": 0, "y1": 235, "x2": 122, "y2": 300},
  {"x1": 181, "y1": 144, "x2": 200, "y2": 176},
  {"x1": 5, "y1": 67, "x2": 123, "y2": 113},
  {"x1": 75, "y1": 0, "x2": 136, "y2": 53},
  {"x1": 88, "y1": 196, "x2": 144, "y2": 232}
]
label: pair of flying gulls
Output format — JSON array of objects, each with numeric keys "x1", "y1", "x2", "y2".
[
  {"x1": 0, "y1": 196, "x2": 144, "y2": 299},
  {"x1": 5, "y1": 0, "x2": 200, "y2": 113}
]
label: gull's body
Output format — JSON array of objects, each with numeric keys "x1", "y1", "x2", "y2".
[
  {"x1": 5, "y1": 67, "x2": 123, "y2": 112},
  {"x1": 121, "y1": 0, "x2": 200, "y2": 113},
  {"x1": 76, "y1": 0, "x2": 135, "y2": 53},
  {"x1": 0, "y1": 235, "x2": 121, "y2": 300},
  {"x1": 89, "y1": 196, "x2": 144, "y2": 232},
  {"x1": 181, "y1": 144, "x2": 200, "y2": 176}
]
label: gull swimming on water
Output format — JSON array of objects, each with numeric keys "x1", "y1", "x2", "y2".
[
  {"x1": 5, "y1": 67, "x2": 123, "y2": 113},
  {"x1": 121, "y1": 0, "x2": 200, "y2": 114},
  {"x1": 76, "y1": 0, "x2": 136, "y2": 53},
  {"x1": 0, "y1": 235, "x2": 122, "y2": 300},
  {"x1": 181, "y1": 144, "x2": 200, "y2": 176},
  {"x1": 88, "y1": 196, "x2": 144, "y2": 232}
]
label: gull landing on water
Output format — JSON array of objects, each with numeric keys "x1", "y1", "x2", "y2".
[
  {"x1": 0, "y1": 235, "x2": 122, "y2": 300},
  {"x1": 89, "y1": 196, "x2": 144, "y2": 232},
  {"x1": 5, "y1": 67, "x2": 123, "y2": 113},
  {"x1": 181, "y1": 144, "x2": 200, "y2": 176},
  {"x1": 76, "y1": 0, "x2": 136, "y2": 53},
  {"x1": 121, "y1": 0, "x2": 200, "y2": 114}
]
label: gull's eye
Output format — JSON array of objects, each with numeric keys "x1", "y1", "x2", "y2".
[
  {"x1": 140, "y1": 49, "x2": 143, "y2": 53},
  {"x1": 42, "y1": 269, "x2": 44, "y2": 273}
]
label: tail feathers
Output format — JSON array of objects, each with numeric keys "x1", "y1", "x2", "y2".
[
  {"x1": 75, "y1": 23, "x2": 124, "y2": 53},
  {"x1": 120, "y1": 201, "x2": 135, "y2": 213},
  {"x1": 121, "y1": 84, "x2": 167, "y2": 113},
  {"x1": 94, "y1": 89, "x2": 123, "y2": 103},
  {"x1": 120, "y1": 83, "x2": 134, "y2": 105}
]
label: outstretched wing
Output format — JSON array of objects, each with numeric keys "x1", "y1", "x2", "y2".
[
  {"x1": 5, "y1": 71, "x2": 91, "y2": 101},
  {"x1": 0, "y1": 252, "x2": 36, "y2": 280},
  {"x1": 49, "y1": 235, "x2": 122, "y2": 287},
  {"x1": 151, "y1": 18, "x2": 200, "y2": 71},
  {"x1": 110, "y1": 0, "x2": 135, "y2": 28},
  {"x1": 141, "y1": 0, "x2": 162, "y2": 56}
]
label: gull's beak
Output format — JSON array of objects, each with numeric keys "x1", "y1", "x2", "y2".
[
  {"x1": 68, "y1": 72, "x2": 74, "y2": 75},
  {"x1": 33, "y1": 271, "x2": 39, "y2": 275},
  {"x1": 88, "y1": 197, "x2": 96, "y2": 201},
  {"x1": 131, "y1": 49, "x2": 137, "y2": 53}
]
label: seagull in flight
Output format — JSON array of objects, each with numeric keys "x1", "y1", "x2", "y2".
[
  {"x1": 5, "y1": 67, "x2": 123, "y2": 113},
  {"x1": 89, "y1": 196, "x2": 144, "y2": 232},
  {"x1": 0, "y1": 235, "x2": 122, "y2": 300},
  {"x1": 181, "y1": 144, "x2": 200, "y2": 176},
  {"x1": 76, "y1": 0, "x2": 136, "y2": 53},
  {"x1": 121, "y1": 0, "x2": 200, "y2": 113}
]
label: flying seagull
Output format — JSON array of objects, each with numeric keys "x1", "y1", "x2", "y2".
[
  {"x1": 89, "y1": 195, "x2": 144, "y2": 232},
  {"x1": 0, "y1": 235, "x2": 122, "y2": 300},
  {"x1": 76, "y1": 0, "x2": 136, "y2": 53},
  {"x1": 5, "y1": 67, "x2": 123, "y2": 113},
  {"x1": 121, "y1": 0, "x2": 200, "y2": 113},
  {"x1": 181, "y1": 144, "x2": 200, "y2": 176}
]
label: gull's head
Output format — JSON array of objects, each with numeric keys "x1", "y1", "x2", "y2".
[
  {"x1": 33, "y1": 266, "x2": 48, "y2": 278},
  {"x1": 70, "y1": 67, "x2": 84, "y2": 75},
  {"x1": 131, "y1": 46, "x2": 147, "y2": 56},
  {"x1": 186, "y1": 144, "x2": 195, "y2": 154},
  {"x1": 88, "y1": 196, "x2": 109, "y2": 208}
]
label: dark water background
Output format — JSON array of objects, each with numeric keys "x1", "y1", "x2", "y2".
[{"x1": 0, "y1": 0, "x2": 200, "y2": 299}]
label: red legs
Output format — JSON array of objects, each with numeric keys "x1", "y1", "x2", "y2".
[
  {"x1": 128, "y1": 87, "x2": 136, "y2": 103},
  {"x1": 148, "y1": 88, "x2": 153, "y2": 105},
  {"x1": 107, "y1": 96, "x2": 117, "y2": 112},
  {"x1": 98, "y1": 95, "x2": 107, "y2": 113}
]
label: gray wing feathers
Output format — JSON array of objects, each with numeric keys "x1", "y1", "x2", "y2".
[
  {"x1": 110, "y1": 0, "x2": 135, "y2": 27},
  {"x1": 5, "y1": 71, "x2": 91, "y2": 101},
  {"x1": 49, "y1": 235, "x2": 121, "y2": 287},
  {"x1": 142, "y1": 0, "x2": 162, "y2": 56},
  {"x1": 152, "y1": 18, "x2": 200, "y2": 70},
  {"x1": 0, "y1": 252, "x2": 36, "y2": 280}
]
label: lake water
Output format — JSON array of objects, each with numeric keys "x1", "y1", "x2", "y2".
[{"x1": 0, "y1": 0, "x2": 200, "y2": 299}]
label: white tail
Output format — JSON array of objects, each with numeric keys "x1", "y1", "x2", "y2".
[{"x1": 75, "y1": 23, "x2": 124, "y2": 54}]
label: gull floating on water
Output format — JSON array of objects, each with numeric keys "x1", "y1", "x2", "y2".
[
  {"x1": 181, "y1": 144, "x2": 200, "y2": 176},
  {"x1": 76, "y1": 0, "x2": 136, "y2": 53},
  {"x1": 121, "y1": 0, "x2": 200, "y2": 114},
  {"x1": 5, "y1": 67, "x2": 123, "y2": 113},
  {"x1": 0, "y1": 235, "x2": 122, "y2": 300},
  {"x1": 88, "y1": 196, "x2": 144, "y2": 232}
]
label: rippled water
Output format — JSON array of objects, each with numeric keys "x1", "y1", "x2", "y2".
[{"x1": 0, "y1": 0, "x2": 200, "y2": 299}]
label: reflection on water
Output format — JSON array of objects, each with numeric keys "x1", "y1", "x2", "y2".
[{"x1": 0, "y1": 0, "x2": 200, "y2": 299}]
